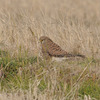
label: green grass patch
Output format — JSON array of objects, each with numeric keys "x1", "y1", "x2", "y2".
[
  {"x1": 79, "y1": 79, "x2": 100, "y2": 99},
  {"x1": 0, "y1": 49, "x2": 100, "y2": 100}
]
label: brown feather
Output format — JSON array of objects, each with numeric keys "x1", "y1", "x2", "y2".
[{"x1": 39, "y1": 36, "x2": 85, "y2": 59}]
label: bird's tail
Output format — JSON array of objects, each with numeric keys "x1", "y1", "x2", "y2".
[{"x1": 66, "y1": 53, "x2": 85, "y2": 58}]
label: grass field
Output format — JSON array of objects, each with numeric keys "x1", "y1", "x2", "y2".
[{"x1": 0, "y1": 0, "x2": 100, "y2": 100}]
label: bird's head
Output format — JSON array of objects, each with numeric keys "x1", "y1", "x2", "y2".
[{"x1": 39, "y1": 36, "x2": 52, "y2": 44}]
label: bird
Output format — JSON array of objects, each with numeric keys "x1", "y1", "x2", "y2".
[{"x1": 39, "y1": 36, "x2": 85, "y2": 60}]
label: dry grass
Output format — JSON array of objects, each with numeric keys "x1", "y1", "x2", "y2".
[
  {"x1": 0, "y1": 0, "x2": 100, "y2": 58},
  {"x1": 0, "y1": 0, "x2": 100, "y2": 100}
]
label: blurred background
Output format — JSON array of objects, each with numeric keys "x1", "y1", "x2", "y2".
[{"x1": 0, "y1": 0, "x2": 100, "y2": 58}]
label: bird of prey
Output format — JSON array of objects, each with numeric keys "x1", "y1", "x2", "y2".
[{"x1": 39, "y1": 36, "x2": 85, "y2": 60}]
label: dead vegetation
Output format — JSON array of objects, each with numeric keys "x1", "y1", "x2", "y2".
[{"x1": 0, "y1": 0, "x2": 100, "y2": 100}]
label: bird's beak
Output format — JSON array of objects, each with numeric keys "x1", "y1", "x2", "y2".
[{"x1": 39, "y1": 39, "x2": 43, "y2": 44}]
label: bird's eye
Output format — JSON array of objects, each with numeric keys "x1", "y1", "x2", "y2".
[{"x1": 41, "y1": 40, "x2": 45, "y2": 44}]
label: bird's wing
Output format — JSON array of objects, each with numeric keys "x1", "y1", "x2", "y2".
[{"x1": 47, "y1": 42, "x2": 67, "y2": 57}]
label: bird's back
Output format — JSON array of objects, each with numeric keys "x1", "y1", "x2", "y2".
[{"x1": 43, "y1": 39, "x2": 67, "y2": 57}]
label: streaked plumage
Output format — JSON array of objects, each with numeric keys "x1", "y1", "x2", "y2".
[{"x1": 39, "y1": 36, "x2": 85, "y2": 60}]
